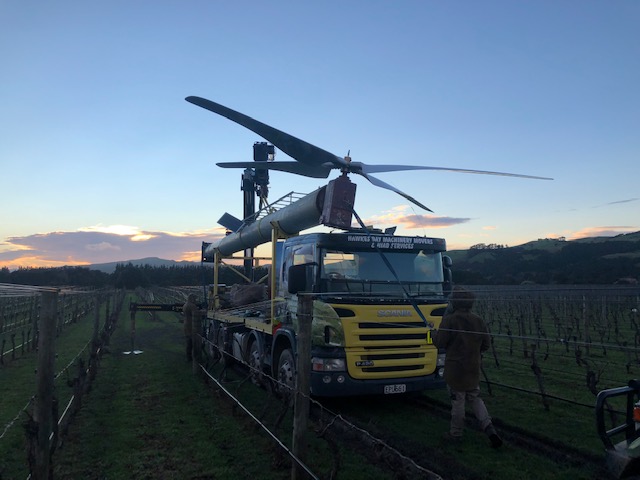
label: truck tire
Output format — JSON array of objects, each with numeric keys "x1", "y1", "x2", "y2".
[
  {"x1": 277, "y1": 348, "x2": 296, "y2": 404},
  {"x1": 217, "y1": 329, "x2": 234, "y2": 368},
  {"x1": 206, "y1": 323, "x2": 218, "y2": 360},
  {"x1": 249, "y1": 342, "x2": 264, "y2": 387}
]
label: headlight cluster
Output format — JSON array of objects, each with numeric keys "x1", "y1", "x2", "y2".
[
  {"x1": 436, "y1": 353, "x2": 446, "y2": 378},
  {"x1": 311, "y1": 357, "x2": 346, "y2": 372}
]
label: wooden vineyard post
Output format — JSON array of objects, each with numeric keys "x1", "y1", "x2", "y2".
[
  {"x1": 33, "y1": 289, "x2": 58, "y2": 480},
  {"x1": 130, "y1": 309, "x2": 136, "y2": 353},
  {"x1": 192, "y1": 308, "x2": 201, "y2": 375},
  {"x1": 30, "y1": 295, "x2": 38, "y2": 351},
  {"x1": 292, "y1": 292, "x2": 312, "y2": 480},
  {"x1": 89, "y1": 295, "x2": 100, "y2": 380},
  {"x1": 124, "y1": 309, "x2": 142, "y2": 355},
  {"x1": 583, "y1": 294, "x2": 591, "y2": 355},
  {"x1": 102, "y1": 294, "x2": 111, "y2": 345},
  {"x1": 93, "y1": 295, "x2": 100, "y2": 344}
]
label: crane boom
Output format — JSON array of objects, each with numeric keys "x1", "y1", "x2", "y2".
[{"x1": 205, "y1": 186, "x2": 326, "y2": 257}]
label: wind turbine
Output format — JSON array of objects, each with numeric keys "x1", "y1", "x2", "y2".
[{"x1": 186, "y1": 96, "x2": 552, "y2": 212}]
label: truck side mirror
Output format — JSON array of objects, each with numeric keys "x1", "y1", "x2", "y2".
[{"x1": 288, "y1": 264, "x2": 314, "y2": 294}]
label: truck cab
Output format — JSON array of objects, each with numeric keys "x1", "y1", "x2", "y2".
[{"x1": 275, "y1": 231, "x2": 450, "y2": 396}]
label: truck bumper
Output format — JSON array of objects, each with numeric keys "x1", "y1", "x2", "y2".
[{"x1": 309, "y1": 370, "x2": 445, "y2": 397}]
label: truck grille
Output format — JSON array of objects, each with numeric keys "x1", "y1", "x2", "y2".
[{"x1": 337, "y1": 306, "x2": 443, "y2": 380}]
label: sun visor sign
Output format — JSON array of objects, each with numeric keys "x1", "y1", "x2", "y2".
[{"x1": 345, "y1": 235, "x2": 445, "y2": 252}]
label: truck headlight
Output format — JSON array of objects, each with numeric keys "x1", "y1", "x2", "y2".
[
  {"x1": 312, "y1": 357, "x2": 346, "y2": 372},
  {"x1": 437, "y1": 352, "x2": 446, "y2": 367}
]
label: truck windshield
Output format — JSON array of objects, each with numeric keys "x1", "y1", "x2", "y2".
[{"x1": 320, "y1": 249, "x2": 444, "y2": 296}]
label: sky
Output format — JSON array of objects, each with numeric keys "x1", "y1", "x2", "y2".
[{"x1": 1, "y1": 1, "x2": 639, "y2": 270}]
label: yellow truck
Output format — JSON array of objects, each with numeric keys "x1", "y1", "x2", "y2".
[{"x1": 203, "y1": 187, "x2": 451, "y2": 397}]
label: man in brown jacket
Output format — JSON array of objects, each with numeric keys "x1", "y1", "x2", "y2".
[{"x1": 433, "y1": 287, "x2": 502, "y2": 448}]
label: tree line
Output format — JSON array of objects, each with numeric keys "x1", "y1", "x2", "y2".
[
  {"x1": 453, "y1": 237, "x2": 639, "y2": 285},
  {"x1": 2, "y1": 232, "x2": 638, "y2": 288},
  {"x1": 0, "y1": 263, "x2": 268, "y2": 289}
]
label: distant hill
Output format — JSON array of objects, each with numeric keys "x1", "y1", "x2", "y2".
[
  {"x1": 84, "y1": 232, "x2": 640, "y2": 285},
  {"x1": 446, "y1": 231, "x2": 640, "y2": 285},
  {"x1": 89, "y1": 257, "x2": 198, "y2": 274}
]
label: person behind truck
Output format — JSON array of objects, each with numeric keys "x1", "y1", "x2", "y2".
[
  {"x1": 432, "y1": 286, "x2": 503, "y2": 448},
  {"x1": 182, "y1": 293, "x2": 199, "y2": 362}
]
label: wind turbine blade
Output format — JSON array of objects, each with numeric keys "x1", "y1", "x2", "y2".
[
  {"x1": 216, "y1": 161, "x2": 331, "y2": 178},
  {"x1": 359, "y1": 172, "x2": 433, "y2": 212},
  {"x1": 359, "y1": 163, "x2": 553, "y2": 180},
  {"x1": 186, "y1": 96, "x2": 347, "y2": 169}
]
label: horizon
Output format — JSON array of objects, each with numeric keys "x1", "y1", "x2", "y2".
[
  {"x1": 5, "y1": 229, "x2": 639, "y2": 273},
  {"x1": 2, "y1": 2, "x2": 638, "y2": 270}
]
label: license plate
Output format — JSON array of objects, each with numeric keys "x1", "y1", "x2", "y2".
[{"x1": 384, "y1": 384, "x2": 406, "y2": 394}]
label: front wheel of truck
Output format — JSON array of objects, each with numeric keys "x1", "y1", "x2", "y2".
[{"x1": 277, "y1": 348, "x2": 296, "y2": 405}]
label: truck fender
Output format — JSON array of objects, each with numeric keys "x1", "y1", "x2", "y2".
[
  {"x1": 272, "y1": 327, "x2": 297, "y2": 370},
  {"x1": 245, "y1": 331, "x2": 266, "y2": 363}
]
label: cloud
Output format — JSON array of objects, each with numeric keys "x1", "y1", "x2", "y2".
[
  {"x1": 589, "y1": 198, "x2": 640, "y2": 209},
  {"x1": 559, "y1": 198, "x2": 639, "y2": 213},
  {"x1": 85, "y1": 242, "x2": 121, "y2": 252},
  {"x1": 603, "y1": 198, "x2": 639, "y2": 206},
  {"x1": 400, "y1": 214, "x2": 471, "y2": 229},
  {"x1": 569, "y1": 226, "x2": 639, "y2": 240},
  {"x1": 131, "y1": 234, "x2": 157, "y2": 242},
  {"x1": 79, "y1": 225, "x2": 143, "y2": 235},
  {"x1": 363, "y1": 206, "x2": 471, "y2": 230},
  {"x1": 0, "y1": 225, "x2": 226, "y2": 269}
]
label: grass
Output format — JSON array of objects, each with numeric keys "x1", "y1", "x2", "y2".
[
  {"x1": 331, "y1": 391, "x2": 608, "y2": 480},
  {"x1": 4, "y1": 286, "x2": 638, "y2": 479},
  {"x1": 51, "y1": 296, "x2": 397, "y2": 480},
  {"x1": 0, "y1": 294, "x2": 107, "y2": 479},
  {"x1": 52, "y1": 302, "x2": 295, "y2": 480},
  {"x1": 3, "y1": 291, "x2": 399, "y2": 479}
]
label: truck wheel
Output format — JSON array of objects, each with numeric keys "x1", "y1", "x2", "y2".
[
  {"x1": 249, "y1": 342, "x2": 264, "y2": 387},
  {"x1": 217, "y1": 330, "x2": 234, "y2": 368},
  {"x1": 206, "y1": 323, "x2": 218, "y2": 359},
  {"x1": 277, "y1": 348, "x2": 296, "y2": 404}
]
